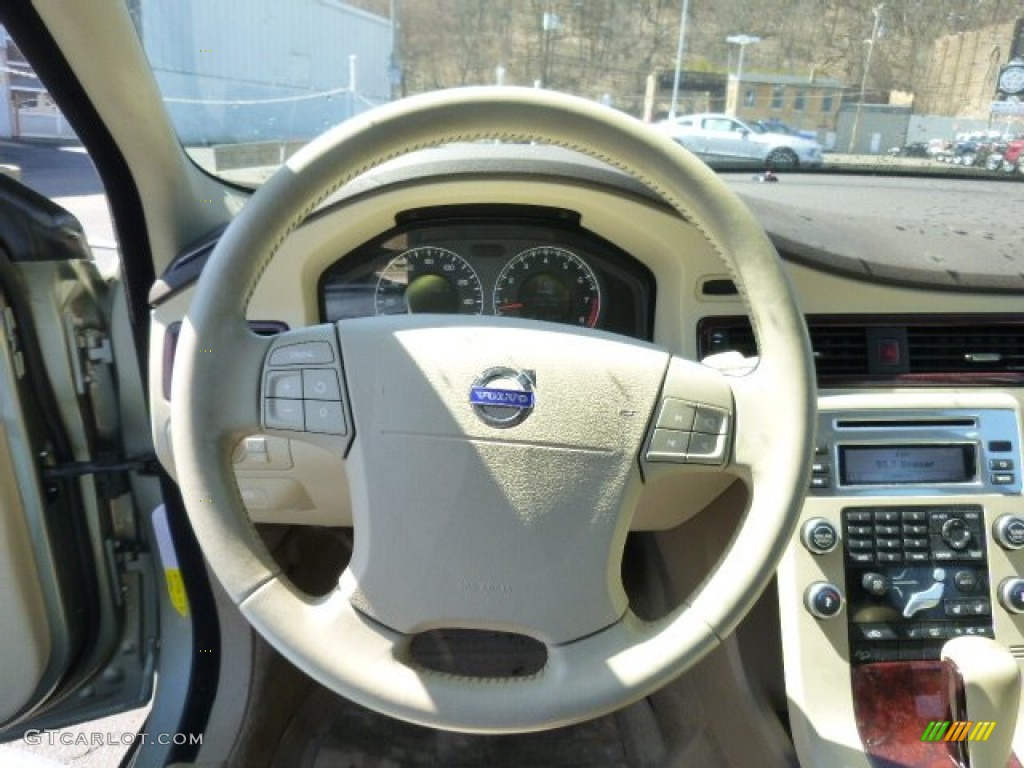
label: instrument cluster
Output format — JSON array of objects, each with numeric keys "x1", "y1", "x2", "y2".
[{"x1": 318, "y1": 206, "x2": 655, "y2": 340}]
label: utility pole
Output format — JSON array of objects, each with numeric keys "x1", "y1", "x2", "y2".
[
  {"x1": 848, "y1": 4, "x2": 884, "y2": 154},
  {"x1": 669, "y1": 0, "x2": 691, "y2": 119}
]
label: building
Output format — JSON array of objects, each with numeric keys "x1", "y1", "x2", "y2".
[
  {"x1": 130, "y1": 0, "x2": 394, "y2": 146},
  {"x1": 1, "y1": 26, "x2": 77, "y2": 140},
  {"x1": 2, "y1": 2, "x2": 394, "y2": 144},
  {"x1": 725, "y1": 73, "x2": 844, "y2": 136}
]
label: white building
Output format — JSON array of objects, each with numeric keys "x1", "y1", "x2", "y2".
[
  {"x1": 131, "y1": 0, "x2": 394, "y2": 145},
  {"x1": 1, "y1": 2, "x2": 394, "y2": 143}
]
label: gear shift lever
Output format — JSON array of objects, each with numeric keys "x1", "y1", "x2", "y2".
[{"x1": 942, "y1": 636, "x2": 1021, "y2": 767}]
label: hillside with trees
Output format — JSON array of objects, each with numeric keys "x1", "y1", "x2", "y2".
[{"x1": 352, "y1": 0, "x2": 1021, "y2": 115}]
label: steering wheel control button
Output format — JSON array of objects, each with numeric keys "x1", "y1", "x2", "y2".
[
  {"x1": 302, "y1": 369, "x2": 341, "y2": 400},
  {"x1": 998, "y1": 578, "x2": 1024, "y2": 614},
  {"x1": 265, "y1": 398, "x2": 304, "y2": 431},
  {"x1": 646, "y1": 429, "x2": 690, "y2": 463},
  {"x1": 266, "y1": 371, "x2": 303, "y2": 399},
  {"x1": 655, "y1": 398, "x2": 696, "y2": 431},
  {"x1": 693, "y1": 405, "x2": 729, "y2": 434},
  {"x1": 268, "y1": 341, "x2": 335, "y2": 366},
  {"x1": 304, "y1": 400, "x2": 347, "y2": 435},
  {"x1": 993, "y1": 515, "x2": 1024, "y2": 550},
  {"x1": 801, "y1": 518, "x2": 839, "y2": 555},
  {"x1": 686, "y1": 432, "x2": 727, "y2": 464},
  {"x1": 804, "y1": 582, "x2": 843, "y2": 619}
]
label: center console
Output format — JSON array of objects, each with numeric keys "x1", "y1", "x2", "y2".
[{"x1": 779, "y1": 397, "x2": 1024, "y2": 768}]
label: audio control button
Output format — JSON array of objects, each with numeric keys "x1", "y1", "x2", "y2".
[
  {"x1": 993, "y1": 515, "x2": 1024, "y2": 550},
  {"x1": 801, "y1": 518, "x2": 839, "y2": 555},
  {"x1": 940, "y1": 518, "x2": 972, "y2": 551}
]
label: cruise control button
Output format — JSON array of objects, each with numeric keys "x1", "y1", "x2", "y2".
[
  {"x1": 646, "y1": 429, "x2": 690, "y2": 462},
  {"x1": 265, "y1": 371, "x2": 303, "y2": 399},
  {"x1": 265, "y1": 398, "x2": 304, "y2": 431},
  {"x1": 656, "y1": 399, "x2": 695, "y2": 431},
  {"x1": 303, "y1": 369, "x2": 342, "y2": 400},
  {"x1": 304, "y1": 400, "x2": 347, "y2": 435},
  {"x1": 269, "y1": 341, "x2": 334, "y2": 366}
]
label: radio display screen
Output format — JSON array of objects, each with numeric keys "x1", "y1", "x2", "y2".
[{"x1": 839, "y1": 444, "x2": 976, "y2": 486}]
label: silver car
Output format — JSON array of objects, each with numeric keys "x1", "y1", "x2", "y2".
[{"x1": 658, "y1": 112, "x2": 824, "y2": 168}]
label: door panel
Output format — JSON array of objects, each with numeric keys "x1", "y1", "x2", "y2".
[{"x1": 0, "y1": 177, "x2": 158, "y2": 737}]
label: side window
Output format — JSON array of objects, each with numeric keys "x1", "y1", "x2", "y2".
[
  {"x1": 0, "y1": 31, "x2": 116, "y2": 278},
  {"x1": 771, "y1": 85, "x2": 785, "y2": 109},
  {"x1": 744, "y1": 88, "x2": 756, "y2": 107},
  {"x1": 821, "y1": 93, "x2": 834, "y2": 113},
  {"x1": 794, "y1": 90, "x2": 806, "y2": 111},
  {"x1": 703, "y1": 118, "x2": 735, "y2": 132}
]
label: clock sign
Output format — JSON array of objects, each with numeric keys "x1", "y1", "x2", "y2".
[{"x1": 998, "y1": 61, "x2": 1024, "y2": 97}]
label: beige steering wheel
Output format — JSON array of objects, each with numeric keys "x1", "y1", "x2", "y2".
[{"x1": 170, "y1": 87, "x2": 815, "y2": 734}]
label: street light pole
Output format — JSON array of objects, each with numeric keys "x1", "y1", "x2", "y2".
[
  {"x1": 669, "y1": 0, "x2": 691, "y2": 119},
  {"x1": 726, "y1": 34, "x2": 761, "y2": 115},
  {"x1": 848, "y1": 4, "x2": 884, "y2": 153}
]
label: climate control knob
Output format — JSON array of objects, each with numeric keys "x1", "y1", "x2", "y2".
[{"x1": 804, "y1": 582, "x2": 844, "y2": 620}]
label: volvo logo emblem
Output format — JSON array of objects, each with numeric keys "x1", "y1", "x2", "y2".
[{"x1": 469, "y1": 367, "x2": 536, "y2": 428}]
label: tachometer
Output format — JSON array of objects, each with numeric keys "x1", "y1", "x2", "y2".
[
  {"x1": 493, "y1": 246, "x2": 601, "y2": 327},
  {"x1": 374, "y1": 246, "x2": 483, "y2": 316}
]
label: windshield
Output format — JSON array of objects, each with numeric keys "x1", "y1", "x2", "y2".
[{"x1": 128, "y1": 1, "x2": 1024, "y2": 184}]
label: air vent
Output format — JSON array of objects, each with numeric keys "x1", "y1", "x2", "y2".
[
  {"x1": 809, "y1": 326, "x2": 868, "y2": 376},
  {"x1": 698, "y1": 316, "x2": 1024, "y2": 386},
  {"x1": 698, "y1": 318, "x2": 868, "y2": 377},
  {"x1": 907, "y1": 325, "x2": 1024, "y2": 373}
]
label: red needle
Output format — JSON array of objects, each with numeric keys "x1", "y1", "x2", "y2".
[{"x1": 498, "y1": 303, "x2": 524, "y2": 310}]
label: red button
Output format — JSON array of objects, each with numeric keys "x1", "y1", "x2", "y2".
[{"x1": 878, "y1": 338, "x2": 901, "y2": 365}]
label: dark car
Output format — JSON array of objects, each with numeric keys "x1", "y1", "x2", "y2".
[{"x1": 887, "y1": 142, "x2": 931, "y2": 158}]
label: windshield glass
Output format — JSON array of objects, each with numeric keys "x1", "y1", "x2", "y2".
[{"x1": 128, "y1": 1, "x2": 1024, "y2": 185}]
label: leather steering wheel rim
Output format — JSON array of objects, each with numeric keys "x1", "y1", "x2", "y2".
[{"x1": 170, "y1": 87, "x2": 815, "y2": 733}]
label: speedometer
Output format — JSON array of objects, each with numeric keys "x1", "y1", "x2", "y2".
[
  {"x1": 374, "y1": 246, "x2": 483, "y2": 316},
  {"x1": 493, "y1": 246, "x2": 601, "y2": 327}
]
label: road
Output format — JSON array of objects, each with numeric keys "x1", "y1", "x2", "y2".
[{"x1": 0, "y1": 139, "x2": 149, "y2": 766}]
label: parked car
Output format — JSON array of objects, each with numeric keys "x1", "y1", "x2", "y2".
[
  {"x1": 887, "y1": 142, "x2": 931, "y2": 158},
  {"x1": 656, "y1": 112, "x2": 824, "y2": 168}
]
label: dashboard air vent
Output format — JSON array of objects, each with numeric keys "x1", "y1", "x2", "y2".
[
  {"x1": 907, "y1": 325, "x2": 1024, "y2": 373},
  {"x1": 698, "y1": 316, "x2": 1024, "y2": 386}
]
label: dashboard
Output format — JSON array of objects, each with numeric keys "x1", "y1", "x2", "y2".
[
  {"x1": 147, "y1": 146, "x2": 1024, "y2": 768},
  {"x1": 317, "y1": 205, "x2": 655, "y2": 339}
]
